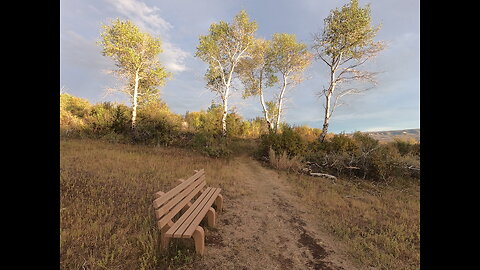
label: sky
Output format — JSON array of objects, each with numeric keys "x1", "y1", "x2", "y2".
[{"x1": 60, "y1": 0, "x2": 420, "y2": 134}]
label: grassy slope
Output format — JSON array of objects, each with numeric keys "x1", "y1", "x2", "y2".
[
  {"x1": 60, "y1": 138, "x2": 419, "y2": 269},
  {"x1": 284, "y1": 173, "x2": 420, "y2": 269}
]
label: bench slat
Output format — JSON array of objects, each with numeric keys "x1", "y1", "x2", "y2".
[
  {"x1": 165, "y1": 187, "x2": 215, "y2": 238},
  {"x1": 157, "y1": 181, "x2": 207, "y2": 228},
  {"x1": 168, "y1": 188, "x2": 221, "y2": 238},
  {"x1": 181, "y1": 188, "x2": 221, "y2": 238},
  {"x1": 166, "y1": 188, "x2": 215, "y2": 238},
  {"x1": 154, "y1": 175, "x2": 205, "y2": 220},
  {"x1": 153, "y1": 169, "x2": 205, "y2": 209}
]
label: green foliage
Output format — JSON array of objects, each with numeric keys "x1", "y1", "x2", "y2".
[
  {"x1": 195, "y1": 10, "x2": 258, "y2": 135},
  {"x1": 237, "y1": 38, "x2": 277, "y2": 98},
  {"x1": 305, "y1": 132, "x2": 420, "y2": 181},
  {"x1": 195, "y1": 9, "x2": 258, "y2": 92},
  {"x1": 195, "y1": 10, "x2": 258, "y2": 73},
  {"x1": 391, "y1": 138, "x2": 420, "y2": 156},
  {"x1": 265, "y1": 101, "x2": 279, "y2": 125},
  {"x1": 225, "y1": 112, "x2": 243, "y2": 137},
  {"x1": 190, "y1": 132, "x2": 232, "y2": 158},
  {"x1": 352, "y1": 131, "x2": 379, "y2": 153},
  {"x1": 258, "y1": 125, "x2": 307, "y2": 158},
  {"x1": 317, "y1": 0, "x2": 382, "y2": 60},
  {"x1": 268, "y1": 33, "x2": 312, "y2": 132},
  {"x1": 324, "y1": 132, "x2": 358, "y2": 152},
  {"x1": 60, "y1": 93, "x2": 91, "y2": 134},
  {"x1": 110, "y1": 105, "x2": 132, "y2": 134},
  {"x1": 269, "y1": 33, "x2": 312, "y2": 78},
  {"x1": 133, "y1": 100, "x2": 181, "y2": 146},
  {"x1": 312, "y1": 0, "x2": 385, "y2": 142},
  {"x1": 83, "y1": 102, "x2": 132, "y2": 137},
  {"x1": 247, "y1": 117, "x2": 270, "y2": 137},
  {"x1": 184, "y1": 104, "x2": 222, "y2": 135},
  {"x1": 99, "y1": 18, "x2": 171, "y2": 129},
  {"x1": 368, "y1": 143, "x2": 401, "y2": 181},
  {"x1": 60, "y1": 93, "x2": 91, "y2": 118},
  {"x1": 184, "y1": 104, "x2": 265, "y2": 139},
  {"x1": 292, "y1": 126, "x2": 323, "y2": 143},
  {"x1": 100, "y1": 19, "x2": 170, "y2": 82}
]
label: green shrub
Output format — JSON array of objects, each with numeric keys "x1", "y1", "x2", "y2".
[
  {"x1": 293, "y1": 125, "x2": 323, "y2": 143},
  {"x1": 226, "y1": 112, "x2": 244, "y2": 137},
  {"x1": 190, "y1": 132, "x2": 232, "y2": 158},
  {"x1": 83, "y1": 102, "x2": 124, "y2": 136},
  {"x1": 258, "y1": 125, "x2": 307, "y2": 159},
  {"x1": 367, "y1": 143, "x2": 401, "y2": 180},
  {"x1": 391, "y1": 138, "x2": 420, "y2": 156},
  {"x1": 60, "y1": 93, "x2": 91, "y2": 135},
  {"x1": 60, "y1": 93, "x2": 91, "y2": 118},
  {"x1": 327, "y1": 133, "x2": 359, "y2": 153},
  {"x1": 352, "y1": 131, "x2": 379, "y2": 153},
  {"x1": 110, "y1": 105, "x2": 132, "y2": 134},
  {"x1": 133, "y1": 101, "x2": 181, "y2": 146},
  {"x1": 184, "y1": 104, "x2": 223, "y2": 135},
  {"x1": 184, "y1": 111, "x2": 203, "y2": 132},
  {"x1": 305, "y1": 132, "x2": 420, "y2": 182},
  {"x1": 185, "y1": 105, "x2": 266, "y2": 139}
]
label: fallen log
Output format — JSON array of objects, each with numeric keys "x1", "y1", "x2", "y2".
[{"x1": 309, "y1": 172, "x2": 337, "y2": 180}]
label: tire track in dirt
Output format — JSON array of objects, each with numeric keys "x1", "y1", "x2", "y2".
[{"x1": 185, "y1": 155, "x2": 356, "y2": 270}]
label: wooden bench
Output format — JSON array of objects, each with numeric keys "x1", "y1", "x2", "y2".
[{"x1": 152, "y1": 169, "x2": 223, "y2": 255}]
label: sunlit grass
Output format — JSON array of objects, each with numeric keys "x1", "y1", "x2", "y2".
[
  {"x1": 60, "y1": 138, "x2": 419, "y2": 270},
  {"x1": 284, "y1": 172, "x2": 420, "y2": 270},
  {"x1": 60, "y1": 138, "x2": 247, "y2": 269}
]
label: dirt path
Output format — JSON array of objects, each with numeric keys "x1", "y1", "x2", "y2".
[{"x1": 185, "y1": 155, "x2": 358, "y2": 270}]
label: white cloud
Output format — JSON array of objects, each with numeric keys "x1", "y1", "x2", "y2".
[
  {"x1": 160, "y1": 42, "x2": 189, "y2": 73},
  {"x1": 105, "y1": 0, "x2": 172, "y2": 34},
  {"x1": 104, "y1": 0, "x2": 189, "y2": 73}
]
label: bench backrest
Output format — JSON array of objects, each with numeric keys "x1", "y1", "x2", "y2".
[{"x1": 153, "y1": 169, "x2": 206, "y2": 229}]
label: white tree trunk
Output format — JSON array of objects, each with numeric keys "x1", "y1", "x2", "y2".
[
  {"x1": 275, "y1": 76, "x2": 287, "y2": 133},
  {"x1": 132, "y1": 70, "x2": 140, "y2": 129},
  {"x1": 320, "y1": 91, "x2": 332, "y2": 142},
  {"x1": 319, "y1": 60, "x2": 338, "y2": 142},
  {"x1": 221, "y1": 88, "x2": 229, "y2": 136},
  {"x1": 259, "y1": 89, "x2": 273, "y2": 131},
  {"x1": 221, "y1": 61, "x2": 236, "y2": 136}
]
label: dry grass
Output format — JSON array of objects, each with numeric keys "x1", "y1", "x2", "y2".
[
  {"x1": 268, "y1": 148, "x2": 304, "y2": 172},
  {"x1": 60, "y1": 138, "x2": 248, "y2": 269},
  {"x1": 284, "y1": 172, "x2": 420, "y2": 270},
  {"x1": 60, "y1": 138, "x2": 419, "y2": 270}
]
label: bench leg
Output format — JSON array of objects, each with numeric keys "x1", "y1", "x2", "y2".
[
  {"x1": 214, "y1": 194, "x2": 223, "y2": 212},
  {"x1": 192, "y1": 226, "x2": 205, "y2": 255},
  {"x1": 160, "y1": 221, "x2": 174, "y2": 250},
  {"x1": 206, "y1": 207, "x2": 216, "y2": 227}
]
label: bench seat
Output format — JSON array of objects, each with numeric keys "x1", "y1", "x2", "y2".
[
  {"x1": 153, "y1": 169, "x2": 223, "y2": 255},
  {"x1": 166, "y1": 187, "x2": 222, "y2": 238}
]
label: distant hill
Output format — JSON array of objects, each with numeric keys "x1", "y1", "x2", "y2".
[
  {"x1": 349, "y1": 128, "x2": 420, "y2": 143},
  {"x1": 364, "y1": 128, "x2": 419, "y2": 143}
]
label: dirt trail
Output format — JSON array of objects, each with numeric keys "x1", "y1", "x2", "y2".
[{"x1": 186, "y1": 154, "x2": 357, "y2": 270}]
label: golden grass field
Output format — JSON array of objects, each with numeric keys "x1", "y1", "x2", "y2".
[{"x1": 60, "y1": 138, "x2": 419, "y2": 269}]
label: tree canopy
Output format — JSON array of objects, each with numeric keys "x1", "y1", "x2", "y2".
[
  {"x1": 195, "y1": 10, "x2": 258, "y2": 135},
  {"x1": 312, "y1": 0, "x2": 385, "y2": 142},
  {"x1": 100, "y1": 19, "x2": 170, "y2": 128}
]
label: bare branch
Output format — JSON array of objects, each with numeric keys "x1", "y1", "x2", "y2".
[{"x1": 317, "y1": 54, "x2": 332, "y2": 67}]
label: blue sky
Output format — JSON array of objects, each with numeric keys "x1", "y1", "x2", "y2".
[{"x1": 60, "y1": 0, "x2": 419, "y2": 133}]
